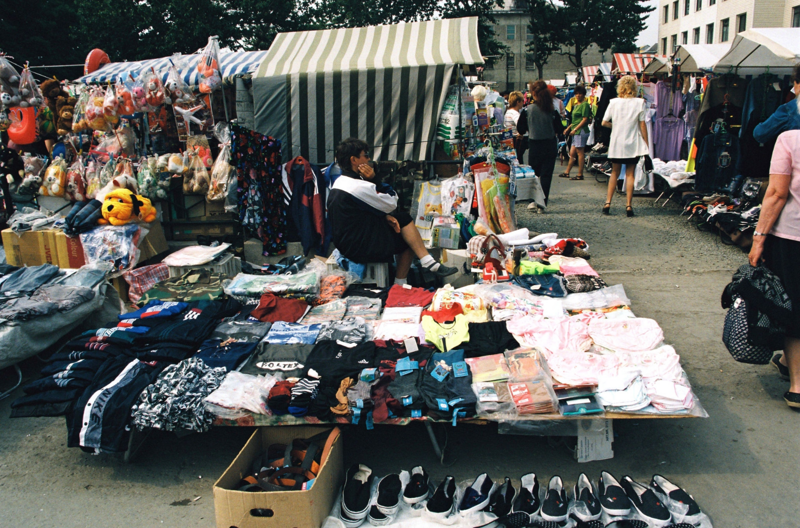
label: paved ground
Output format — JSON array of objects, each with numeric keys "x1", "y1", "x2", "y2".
[{"x1": 1, "y1": 172, "x2": 797, "y2": 527}]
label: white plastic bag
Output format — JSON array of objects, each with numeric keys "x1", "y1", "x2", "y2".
[{"x1": 204, "y1": 371, "x2": 280, "y2": 417}]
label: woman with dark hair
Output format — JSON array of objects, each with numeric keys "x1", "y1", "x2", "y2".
[
  {"x1": 327, "y1": 138, "x2": 456, "y2": 285},
  {"x1": 559, "y1": 84, "x2": 591, "y2": 180},
  {"x1": 525, "y1": 80, "x2": 559, "y2": 208},
  {"x1": 753, "y1": 63, "x2": 800, "y2": 143}
]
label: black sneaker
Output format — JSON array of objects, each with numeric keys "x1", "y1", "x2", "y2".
[
  {"x1": 772, "y1": 354, "x2": 790, "y2": 380},
  {"x1": 620, "y1": 476, "x2": 671, "y2": 525},
  {"x1": 474, "y1": 511, "x2": 532, "y2": 527},
  {"x1": 572, "y1": 473, "x2": 602, "y2": 522},
  {"x1": 599, "y1": 471, "x2": 631, "y2": 517},
  {"x1": 367, "y1": 473, "x2": 402, "y2": 526},
  {"x1": 650, "y1": 474, "x2": 701, "y2": 520},
  {"x1": 403, "y1": 465, "x2": 432, "y2": 505},
  {"x1": 486, "y1": 477, "x2": 516, "y2": 518},
  {"x1": 459, "y1": 473, "x2": 495, "y2": 515},
  {"x1": 340, "y1": 464, "x2": 374, "y2": 527},
  {"x1": 512, "y1": 473, "x2": 541, "y2": 518},
  {"x1": 424, "y1": 261, "x2": 458, "y2": 278},
  {"x1": 425, "y1": 475, "x2": 457, "y2": 521},
  {"x1": 540, "y1": 475, "x2": 568, "y2": 522}
]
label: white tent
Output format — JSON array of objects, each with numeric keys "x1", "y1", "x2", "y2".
[
  {"x1": 713, "y1": 28, "x2": 800, "y2": 75},
  {"x1": 676, "y1": 44, "x2": 731, "y2": 72},
  {"x1": 643, "y1": 56, "x2": 670, "y2": 75}
]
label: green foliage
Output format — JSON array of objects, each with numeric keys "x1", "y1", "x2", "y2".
[{"x1": 524, "y1": 0, "x2": 560, "y2": 79}]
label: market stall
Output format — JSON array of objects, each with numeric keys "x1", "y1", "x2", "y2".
[
  {"x1": 581, "y1": 63, "x2": 612, "y2": 83},
  {"x1": 250, "y1": 17, "x2": 484, "y2": 164},
  {"x1": 611, "y1": 53, "x2": 664, "y2": 74},
  {"x1": 713, "y1": 28, "x2": 800, "y2": 75}
]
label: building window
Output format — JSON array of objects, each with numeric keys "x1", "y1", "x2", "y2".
[
  {"x1": 663, "y1": 5, "x2": 669, "y2": 23},
  {"x1": 506, "y1": 25, "x2": 516, "y2": 40},
  {"x1": 709, "y1": 0, "x2": 715, "y2": 5},
  {"x1": 507, "y1": 53, "x2": 516, "y2": 70},
  {"x1": 720, "y1": 18, "x2": 729, "y2": 41},
  {"x1": 793, "y1": 6, "x2": 800, "y2": 27},
  {"x1": 695, "y1": 0, "x2": 701, "y2": 11},
  {"x1": 684, "y1": 0, "x2": 690, "y2": 15},
  {"x1": 662, "y1": 37, "x2": 668, "y2": 55},
  {"x1": 693, "y1": 27, "x2": 700, "y2": 44},
  {"x1": 671, "y1": 34, "x2": 678, "y2": 53},
  {"x1": 526, "y1": 54, "x2": 536, "y2": 71},
  {"x1": 737, "y1": 13, "x2": 746, "y2": 33},
  {"x1": 682, "y1": 31, "x2": 688, "y2": 45},
  {"x1": 706, "y1": 23, "x2": 714, "y2": 44},
  {"x1": 673, "y1": 1, "x2": 679, "y2": 19},
  {"x1": 485, "y1": 58, "x2": 494, "y2": 70},
  {"x1": 526, "y1": 26, "x2": 534, "y2": 41}
]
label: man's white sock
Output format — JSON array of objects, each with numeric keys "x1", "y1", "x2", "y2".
[
  {"x1": 394, "y1": 277, "x2": 408, "y2": 285},
  {"x1": 420, "y1": 254, "x2": 440, "y2": 271}
]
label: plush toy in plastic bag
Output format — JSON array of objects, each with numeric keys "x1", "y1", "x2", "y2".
[
  {"x1": 137, "y1": 159, "x2": 158, "y2": 200},
  {"x1": 143, "y1": 68, "x2": 165, "y2": 109},
  {"x1": 441, "y1": 173, "x2": 475, "y2": 216},
  {"x1": 40, "y1": 156, "x2": 67, "y2": 197},
  {"x1": 167, "y1": 152, "x2": 187, "y2": 173},
  {"x1": 207, "y1": 143, "x2": 233, "y2": 202},
  {"x1": 131, "y1": 74, "x2": 149, "y2": 112},
  {"x1": 18, "y1": 154, "x2": 45, "y2": 196},
  {"x1": 115, "y1": 80, "x2": 136, "y2": 115},
  {"x1": 18, "y1": 66, "x2": 43, "y2": 108},
  {"x1": 65, "y1": 158, "x2": 87, "y2": 202},
  {"x1": 0, "y1": 109, "x2": 11, "y2": 132},
  {"x1": 72, "y1": 90, "x2": 90, "y2": 132},
  {"x1": 0, "y1": 56, "x2": 21, "y2": 109},
  {"x1": 197, "y1": 38, "x2": 222, "y2": 93},
  {"x1": 102, "y1": 85, "x2": 119, "y2": 125},
  {"x1": 85, "y1": 87, "x2": 108, "y2": 131},
  {"x1": 164, "y1": 57, "x2": 195, "y2": 106},
  {"x1": 98, "y1": 158, "x2": 115, "y2": 188},
  {"x1": 183, "y1": 151, "x2": 210, "y2": 194},
  {"x1": 84, "y1": 159, "x2": 101, "y2": 199}
]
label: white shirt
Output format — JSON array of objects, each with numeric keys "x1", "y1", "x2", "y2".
[
  {"x1": 504, "y1": 108, "x2": 520, "y2": 133},
  {"x1": 605, "y1": 97, "x2": 649, "y2": 159}
]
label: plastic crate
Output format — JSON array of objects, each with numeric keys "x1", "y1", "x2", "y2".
[
  {"x1": 167, "y1": 253, "x2": 242, "y2": 278},
  {"x1": 326, "y1": 253, "x2": 389, "y2": 288}
]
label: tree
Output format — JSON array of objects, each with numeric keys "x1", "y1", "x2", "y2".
[
  {"x1": 545, "y1": 0, "x2": 653, "y2": 72},
  {"x1": 524, "y1": 0, "x2": 560, "y2": 80},
  {"x1": 440, "y1": 0, "x2": 507, "y2": 60}
]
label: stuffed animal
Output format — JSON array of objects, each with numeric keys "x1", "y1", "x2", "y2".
[
  {"x1": 136, "y1": 160, "x2": 158, "y2": 200},
  {"x1": 116, "y1": 82, "x2": 136, "y2": 115},
  {"x1": 98, "y1": 188, "x2": 157, "y2": 226},
  {"x1": 95, "y1": 162, "x2": 138, "y2": 202},
  {"x1": 56, "y1": 95, "x2": 77, "y2": 136},
  {"x1": 132, "y1": 85, "x2": 147, "y2": 111},
  {"x1": 0, "y1": 147, "x2": 22, "y2": 192},
  {"x1": 40, "y1": 158, "x2": 67, "y2": 197},
  {"x1": 0, "y1": 58, "x2": 21, "y2": 109},
  {"x1": 65, "y1": 161, "x2": 86, "y2": 202},
  {"x1": 0, "y1": 109, "x2": 11, "y2": 131},
  {"x1": 102, "y1": 86, "x2": 119, "y2": 124},
  {"x1": 18, "y1": 155, "x2": 44, "y2": 195},
  {"x1": 145, "y1": 74, "x2": 165, "y2": 108},
  {"x1": 85, "y1": 90, "x2": 108, "y2": 131}
]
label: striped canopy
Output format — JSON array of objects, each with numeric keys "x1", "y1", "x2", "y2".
[
  {"x1": 582, "y1": 63, "x2": 611, "y2": 82},
  {"x1": 75, "y1": 50, "x2": 268, "y2": 86},
  {"x1": 612, "y1": 53, "x2": 666, "y2": 74},
  {"x1": 251, "y1": 17, "x2": 484, "y2": 164}
]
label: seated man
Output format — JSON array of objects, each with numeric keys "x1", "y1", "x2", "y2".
[{"x1": 327, "y1": 138, "x2": 457, "y2": 285}]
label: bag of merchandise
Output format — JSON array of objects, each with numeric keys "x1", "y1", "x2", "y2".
[
  {"x1": 196, "y1": 37, "x2": 222, "y2": 93},
  {"x1": 142, "y1": 68, "x2": 165, "y2": 109},
  {"x1": 164, "y1": 56, "x2": 195, "y2": 106},
  {"x1": 137, "y1": 158, "x2": 159, "y2": 199},
  {"x1": 430, "y1": 284, "x2": 488, "y2": 322},
  {"x1": 72, "y1": 90, "x2": 90, "y2": 132},
  {"x1": 85, "y1": 87, "x2": 108, "y2": 131},
  {"x1": 115, "y1": 80, "x2": 136, "y2": 116},
  {"x1": 64, "y1": 158, "x2": 87, "y2": 202},
  {"x1": 207, "y1": 143, "x2": 234, "y2": 202},
  {"x1": 84, "y1": 159, "x2": 101, "y2": 199},
  {"x1": 441, "y1": 173, "x2": 475, "y2": 216},
  {"x1": 18, "y1": 66, "x2": 43, "y2": 108},
  {"x1": 130, "y1": 73, "x2": 150, "y2": 112},
  {"x1": 40, "y1": 157, "x2": 67, "y2": 197},
  {"x1": 80, "y1": 223, "x2": 147, "y2": 274},
  {"x1": 488, "y1": 178, "x2": 516, "y2": 233},
  {"x1": 410, "y1": 180, "x2": 442, "y2": 246},
  {"x1": 183, "y1": 151, "x2": 210, "y2": 194},
  {"x1": 0, "y1": 56, "x2": 21, "y2": 109},
  {"x1": 102, "y1": 85, "x2": 119, "y2": 126}
]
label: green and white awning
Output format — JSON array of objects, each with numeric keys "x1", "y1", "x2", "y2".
[{"x1": 251, "y1": 17, "x2": 483, "y2": 164}]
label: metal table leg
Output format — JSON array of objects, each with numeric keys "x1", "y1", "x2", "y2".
[
  {"x1": 424, "y1": 421, "x2": 443, "y2": 460},
  {"x1": 0, "y1": 365, "x2": 22, "y2": 401}
]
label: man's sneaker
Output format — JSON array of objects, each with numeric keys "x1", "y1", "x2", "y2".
[
  {"x1": 367, "y1": 473, "x2": 403, "y2": 526},
  {"x1": 473, "y1": 512, "x2": 532, "y2": 528},
  {"x1": 403, "y1": 466, "x2": 432, "y2": 505},
  {"x1": 512, "y1": 473, "x2": 540, "y2": 519},
  {"x1": 572, "y1": 473, "x2": 602, "y2": 521},
  {"x1": 620, "y1": 476, "x2": 671, "y2": 525},
  {"x1": 598, "y1": 471, "x2": 631, "y2": 517},
  {"x1": 340, "y1": 464, "x2": 374, "y2": 527},
  {"x1": 485, "y1": 477, "x2": 516, "y2": 518},
  {"x1": 459, "y1": 473, "x2": 495, "y2": 515},
  {"x1": 772, "y1": 354, "x2": 790, "y2": 380},
  {"x1": 540, "y1": 475, "x2": 568, "y2": 522},
  {"x1": 425, "y1": 475, "x2": 457, "y2": 521},
  {"x1": 424, "y1": 262, "x2": 458, "y2": 278},
  {"x1": 650, "y1": 474, "x2": 701, "y2": 521}
]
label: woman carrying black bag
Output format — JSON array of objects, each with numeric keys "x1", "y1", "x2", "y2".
[{"x1": 749, "y1": 123, "x2": 800, "y2": 409}]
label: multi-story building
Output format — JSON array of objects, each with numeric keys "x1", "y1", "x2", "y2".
[
  {"x1": 481, "y1": 0, "x2": 607, "y2": 92},
  {"x1": 658, "y1": 0, "x2": 800, "y2": 55}
]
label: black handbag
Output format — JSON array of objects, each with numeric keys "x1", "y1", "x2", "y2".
[
  {"x1": 722, "y1": 295, "x2": 774, "y2": 364},
  {"x1": 552, "y1": 110, "x2": 566, "y2": 136}
]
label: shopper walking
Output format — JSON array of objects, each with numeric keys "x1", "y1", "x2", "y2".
[
  {"x1": 524, "y1": 80, "x2": 559, "y2": 209},
  {"x1": 600, "y1": 75, "x2": 649, "y2": 217},
  {"x1": 559, "y1": 85, "x2": 591, "y2": 180},
  {"x1": 504, "y1": 91, "x2": 524, "y2": 133},
  {"x1": 753, "y1": 64, "x2": 800, "y2": 143},
  {"x1": 748, "y1": 128, "x2": 800, "y2": 409}
]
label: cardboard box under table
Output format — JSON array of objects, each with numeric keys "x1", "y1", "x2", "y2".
[{"x1": 214, "y1": 425, "x2": 344, "y2": 528}]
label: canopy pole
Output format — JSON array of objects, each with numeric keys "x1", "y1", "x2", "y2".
[{"x1": 212, "y1": 36, "x2": 231, "y2": 123}]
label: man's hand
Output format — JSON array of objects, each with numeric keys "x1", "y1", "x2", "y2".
[
  {"x1": 356, "y1": 163, "x2": 375, "y2": 180},
  {"x1": 386, "y1": 215, "x2": 401, "y2": 233}
]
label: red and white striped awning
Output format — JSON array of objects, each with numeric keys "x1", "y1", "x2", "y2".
[
  {"x1": 612, "y1": 53, "x2": 667, "y2": 73},
  {"x1": 581, "y1": 63, "x2": 612, "y2": 82}
]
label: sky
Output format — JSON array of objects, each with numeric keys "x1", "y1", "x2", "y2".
[{"x1": 637, "y1": 0, "x2": 661, "y2": 47}]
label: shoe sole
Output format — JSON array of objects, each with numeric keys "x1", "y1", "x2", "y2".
[
  {"x1": 630, "y1": 503, "x2": 671, "y2": 526},
  {"x1": 403, "y1": 492, "x2": 429, "y2": 505},
  {"x1": 459, "y1": 497, "x2": 492, "y2": 515},
  {"x1": 772, "y1": 357, "x2": 790, "y2": 381},
  {"x1": 784, "y1": 396, "x2": 800, "y2": 408},
  {"x1": 601, "y1": 505, "x2": 632, "y2": 517},
  {"x1": 425, "y1": 503, "x2": 456, "y2": 521},
  {"x1": 540, "y1": 510, "x2": 568, "y2": 522}
]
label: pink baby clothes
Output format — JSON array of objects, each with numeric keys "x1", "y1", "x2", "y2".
[
  {"x1": 588, "y1": 318, "x2": 664, "y2": 353},
  {"x1": 549, "y1": 255, "x2": 599, "y2": 277},
  {"x1": 506, "y1": 316, "x2": 592, "y2": 357}
]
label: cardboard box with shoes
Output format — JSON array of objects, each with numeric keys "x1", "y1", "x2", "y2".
[{"x1": 214, "y1": 426, "x2": 344, "y2": 528}]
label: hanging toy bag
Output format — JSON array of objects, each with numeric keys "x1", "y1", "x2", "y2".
[
  {"x1": 0, "y1": 56, "x2": 21, "y2": 109},
  {"x1": 115, "y1": 79, "x2": 136, "y2": 116},
  {"x1": 184, "y1": 151, "x2": 210, "y2": 195},
  {"x1": 18, "y1": 65, "x2": 43, "y2": 108},
  {"x1": 65, "y1": 158, "x2": 87, "y2": 202},
  {"x1": 164, "y1": 56, "x2": 195, "y2": 106},
  {"x1": 143, "y1": 68, "x2": 165, "y2": 109},
  {"x1": 40, "y1": 157, "x2": 67, "y2": 197},
  {"x1": 72, "y1": 89, "x2": 90, "y2": 132},
  {"x1": 207, "y1": 141, "x2": 233, "y2": 202},
  {"x1": 197, "y1": 37, "x2": 222, "y2": 94},
  {"x1": 102, "y1": 84, "x2": 120, "y2": 126},
  {"x1": 131, "y1": 73, "x2": 150, "y2": 113},
  {"x1": 85, "y1": 87, "x2": 108, "y2": 131},
  {"x1": 137, "y1": 158, "x2": 158, "y2": 200},
  {"x1": 85, "y1": 159, "x2": 101, "y2": 199}
]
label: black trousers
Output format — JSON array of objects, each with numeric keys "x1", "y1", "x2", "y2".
[{"x1": 528, "y1": 137, "x2": 557, "y2": 205}]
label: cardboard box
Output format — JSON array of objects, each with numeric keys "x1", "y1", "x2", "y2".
[
  {"x1": 2, "y1": 229, "x2": 59, "y2": 267},
  {"x1": 441, "y1": 249, "x2": 475, "y2": 288},
  {"x1": 55, "y1": 231, "x2": 87, "y2": 269},
  {"x1": 51, "y1": 221, "x2": 168, "y2": 269},
  {"x1": 214, "y1": 426, "x2": 344, "y2": 528},
  {"x1": 138, "y1": 220, "x2": 169, "y2": 262}
]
